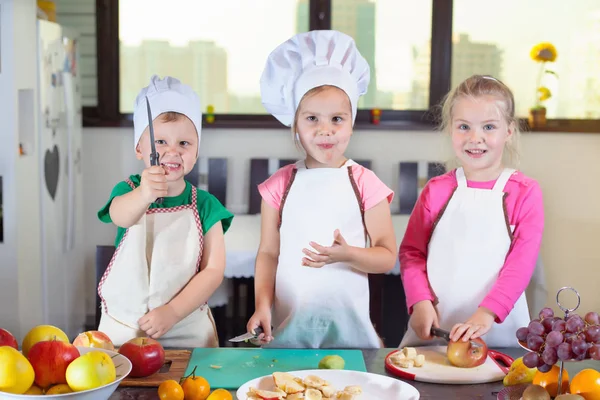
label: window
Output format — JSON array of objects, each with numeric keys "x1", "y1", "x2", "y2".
[
  {"x1": 119, "y1": 0, "x2": 309, "y2": 114},
  {"x1": 332, "y1": 0, "x2": 433, "y2": 110},
  {"x1": 58, "y1": 0, "x2": 598, "y2": 131},
  {"x1": 452, "y1": 0, "x2": 600, "y2": 119}
]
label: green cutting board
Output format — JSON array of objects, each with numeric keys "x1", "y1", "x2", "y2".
[{"x1": 183, "y1": 348, "x2": 367, "y2": 389}]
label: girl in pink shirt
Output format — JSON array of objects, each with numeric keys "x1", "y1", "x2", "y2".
[
  {"x1": 399, "y1": 75, "x2": 545, "y2": 349},
  {"x1": 245, "y1": 31, "x2": 397, "y2": 349}
]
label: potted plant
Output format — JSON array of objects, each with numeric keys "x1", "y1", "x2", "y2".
[{"x1": 529, "y1": 42, "x2": 558, "y2": 128}]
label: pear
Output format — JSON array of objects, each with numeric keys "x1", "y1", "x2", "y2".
[
  {"x1": 503, "y1": 357, "x2": 537, "y2": 386},
  {"x1": 555, "y1": 395, "x2": 585, "y2": 400}
]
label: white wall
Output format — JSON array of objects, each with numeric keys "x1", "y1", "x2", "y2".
[{"x1": 84, "y1": 127, "x2": 600, "y2": 319}]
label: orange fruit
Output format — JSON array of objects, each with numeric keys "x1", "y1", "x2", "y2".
[
  {"x1": 206, "y1": 388, "x2": 233, "y2": 400},
  {"x1": 533, "y1": 364, "x2": 569, "y2": 397},
  {"x1": 570, "y1": 369, "x2": 600, "y2": 400},
  {"x1": 158, "y1": 380, "x2": 185, "y2": 400},
  {"x1": 181, "y1": 375, "x2": 210, "y2": 400}
]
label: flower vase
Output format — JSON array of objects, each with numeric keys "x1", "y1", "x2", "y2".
[{"x1": 529, "y1": 107, "x2": 547, "y2": 129}]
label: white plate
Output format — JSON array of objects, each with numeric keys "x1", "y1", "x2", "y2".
[
  {"x1": 236, "y1": 369, "x2": 420, "y2": 400},
  {"x1": 0, "y1": 347, "x2": 132, "y2": 400}
]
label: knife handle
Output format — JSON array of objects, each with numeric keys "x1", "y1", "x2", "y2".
[
  {"x1": 430, "y1": 327, "x2": 451, "y2": 341},
  {"x1": 149, "y1": 152, "x2": 163, "y2": 204},
  {"x1": 253, "y1": 325, "x2": 274, "y2": 337}
]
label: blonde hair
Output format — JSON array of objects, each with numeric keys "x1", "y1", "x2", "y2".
[
  {"x1": 160, "y1": 111, "x2": 186, "y2": 123},
  {"x1": 438, "y1": 75, "x2": 522, "y2": 170},
  {"x1": 290, "y1": 85, "x2": 350, "y2": 151}
]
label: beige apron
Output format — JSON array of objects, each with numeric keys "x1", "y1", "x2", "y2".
[
  {"x1": 400, "y1": 168, "x2": 541, "y2": 348},
  {"x1": 98, "y1": 180, "x2": 218, "y2": 347},
  {"x1": 267, "y1": 160, "x2": 382, "y2": 349}
]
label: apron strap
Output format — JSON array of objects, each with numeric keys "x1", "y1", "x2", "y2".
[
  {"x1": 278, "y1": 168, "x2": 298, "y2": 230},
  {"x1": 190, "y1": 186, "x2": 204, "y2": 273},
  {"x1": 492, "y1": 168, "x2": 516, "y2": 192},
  {"x1": 125, "y1": 178, "x2": 136, "y2": 190},
  {"x1": 455, "y1": 167, "x2": 467, "y2": 187},
  {"x1": 347, "y1": 166, "x2": 371, "y2": 246}
]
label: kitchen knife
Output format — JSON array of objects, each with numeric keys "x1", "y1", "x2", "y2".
[
  {"x1": 145, "y1": 96, "x2": 163, "y2": 205},
  {"x1": 431, "y1": 327, "x2": 482, "y2": 348}
]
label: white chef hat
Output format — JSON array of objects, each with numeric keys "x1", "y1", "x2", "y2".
[
  {"x1": 260, "y1": 30, "x2": 370, "y2": 127},
  {"x1": 133, "y1": 75, "x2": 202, "y2": 156}
]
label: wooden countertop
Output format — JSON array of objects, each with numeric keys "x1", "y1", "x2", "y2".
[{"x1": 110, "y1": 347, "x2": 599, "y2": 399}]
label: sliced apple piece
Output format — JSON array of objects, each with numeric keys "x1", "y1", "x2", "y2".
[
  {"x1": 272, "y1": 371, "x2": 306, "y2": 394},
  {"x1": 303, "y1": 374, "x2": 329, "y2": 389},
  {"x1": 320, "y1": 385, "x2": 336, "y2": 398},
  {"x1": 249, "y1": 388, "x2": 286, "y2": 400},
  {"x1": 305, "y1": 388, "x2": 323, "y2": 400},
  {"x1": 343, "y1": 386, "x2": 362, "y2": 395},
  {"x1": 287, "y1": 394, "x2": 305, "y2": 400}
]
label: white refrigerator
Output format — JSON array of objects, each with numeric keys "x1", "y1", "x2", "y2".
[{"x1": 37, "y1": 18, "x2": 85, "y2": 339}]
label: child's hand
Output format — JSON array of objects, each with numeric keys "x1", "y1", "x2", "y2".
[
  {"x1": 302, "y1": 229, "x2": 351, "y2": 268},
  {"x1": 138, "y1": 304, "x2": 180, "y2": 339},
  {"x1": 139, "y1": 165, "x2": 168, "y2": 204},
  {"x1": 410, "y1": 300, "x2": 440, "y2": 340},
  {"x1": 450, "y1": 307, "x2": 495, "y2": 342},
  {"x1": 246, "y1": 308, "x2": 273, "y2": 345}
]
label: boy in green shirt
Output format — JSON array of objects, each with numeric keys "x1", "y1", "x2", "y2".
[{"x1": 96, "y1": 75, "x2": 233, "y2": 348}]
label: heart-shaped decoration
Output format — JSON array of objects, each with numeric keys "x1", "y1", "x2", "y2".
[{"x1": 44, "y1": 145, "x2": 60, "y2": 200}]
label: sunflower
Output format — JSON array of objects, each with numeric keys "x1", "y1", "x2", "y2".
[
  {"x1": 537, "y1": 86, "x2": 552, "y2": 101},
  {"x1": 530, "y1": 42, "x2": 558, "y2": 62}
]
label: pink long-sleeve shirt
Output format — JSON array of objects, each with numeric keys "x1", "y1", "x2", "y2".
[{"x1": 399, "y1": 169, "x2": 544, "y2": 323}]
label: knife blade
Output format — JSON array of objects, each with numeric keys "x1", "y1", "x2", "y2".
[
  {"x1": 431, "y1": 327, "x2": 482, "y2": 348},
  {"x1": 229, "y1": 326, "x2": 267, "y2": 343},
  {"x1": 145, "y1": 96, "x2": 163, "y2": 205}
]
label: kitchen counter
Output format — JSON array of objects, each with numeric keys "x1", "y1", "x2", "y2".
[{"x1": 110, "y1": 347, "x2": 599, "y2": 399}]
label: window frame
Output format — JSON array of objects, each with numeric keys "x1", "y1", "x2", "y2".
[{"x1": 85, "y1": 0, "x2": 600, "y2": 133}]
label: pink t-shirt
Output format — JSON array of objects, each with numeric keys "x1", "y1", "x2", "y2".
[
  {"x1": 399, "y1": 169, "x2": 544, "y2": 323},
  {"x1": 258, "y1": 162, "x2": 394, "y2": 211}
]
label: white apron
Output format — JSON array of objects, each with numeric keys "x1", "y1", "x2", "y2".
[
  {"x1": 400, "y1": 168, "x2": 533, "y2": 348},
  {"x1": 98, "y1": 180, "x2": 219, "y2": 348},
  {"x1": 267, "y1": 159, "x2": 382, "y2": 349}
]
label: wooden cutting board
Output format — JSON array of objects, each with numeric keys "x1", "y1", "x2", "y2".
[
  {"x1": 119, "y1": 349, "x2": 192, "y2": 387},
  {"x1": 385, "y1": 346, "x2": 513, "y2": 384}
]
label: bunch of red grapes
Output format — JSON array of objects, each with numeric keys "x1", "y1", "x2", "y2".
[{"x1": 516, "y1": 307, "x2": 599, "y2": 372}]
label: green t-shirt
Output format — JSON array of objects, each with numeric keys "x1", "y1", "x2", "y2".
[{"x1": 98, "y1": 175, "x2": 234, "y2": 248}]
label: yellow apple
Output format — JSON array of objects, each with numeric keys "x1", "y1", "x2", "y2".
[
  {"x1": 21, "y1": 325, "x2": 70, "y2": 357},
  {"x1": 46, "y1": 383, "x2": 74, "y2": 394},
  {"x1": 0, "y1": 346, "x2": 35, "y2": 394},
  {"x1": 66, "y1": 350, "x2": 116, "y2": 391},
  {"x1": 23, "y1": 384, "x2": 44, "y2": 394}
]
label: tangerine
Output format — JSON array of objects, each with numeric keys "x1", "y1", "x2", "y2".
[
  {"x1": 158, "y1": 379, "x2": 185, "y2": 400},
  {"x1": 570, "y1": 369, "x2": 600, "y2": 400},
  {"x1": 206, "y1": 388, "x2": 233, "y2": 400},
  {"x1": 533, "y1": 364, "x2": 570, "y2": 397},
  {"x1": 181, "y1": 370, "x2": 210, "y2": 400}
]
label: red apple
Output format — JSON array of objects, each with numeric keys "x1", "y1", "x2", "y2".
[
  {"x1": 446, "y1": 337, "x2": 488, "y2": 368},
  {"x1": 73, "y1": 330, "x2": 115, "y2": 350},
  {"x1": 0, "y1": 328, "x2": 19, "y2": 350},
  {"x1": 27, "y1": 339, "x2": 80, "y2": 388},
  {"x1": 118, "y1": 337, "x2": 165, "y2": 378}
]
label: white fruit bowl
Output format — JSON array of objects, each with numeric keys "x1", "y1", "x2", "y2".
[{"x1": 0, "y1": 346, "x2": 132, "y2": 400}]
